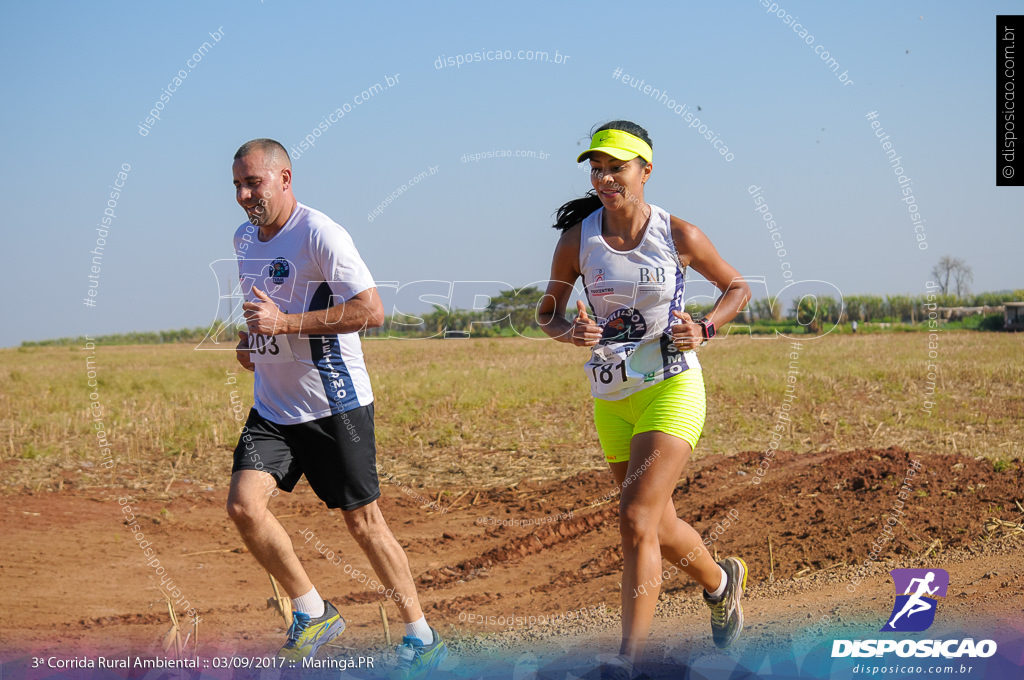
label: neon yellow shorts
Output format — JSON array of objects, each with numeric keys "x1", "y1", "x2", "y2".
[{"x1": 593, "y1": 368, "x2": 706, "y2": 463}]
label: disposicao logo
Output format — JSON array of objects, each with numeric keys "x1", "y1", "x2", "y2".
[
  {"x1": 881, "y1": 568, "x2": 948, "y2": 632},
  {"x1": 831, "y1": 568, "x2": 997, "y2": 659}
]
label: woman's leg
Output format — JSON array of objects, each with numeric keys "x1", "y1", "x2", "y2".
[
  {"x1": 611, "y1": 430, "x2": 721, "y2": 660},
  {"x1": 655, "y1": 490, "x2": 723, "y2": 591}
]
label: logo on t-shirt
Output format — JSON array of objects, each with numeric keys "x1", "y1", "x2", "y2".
[
  {"x1": 602, "y1": 308, "x2": 647, "y2": 342},
  {"x1": 268, "y1": 257, "x2": 290, "y2": 284},
  {"x1": 590, "y1": 268, "x2": 614, "y2": 297},
  {"x1": 638, "y1": 267, "x2": 665, "y2": 283},
  {"x1": 638, "y1": 266, "x2": 667, "y2": 292}
]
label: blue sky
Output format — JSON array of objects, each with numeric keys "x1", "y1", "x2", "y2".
[{"x1": 3, "y1": 1, "x2": 1021, "y2": 347}]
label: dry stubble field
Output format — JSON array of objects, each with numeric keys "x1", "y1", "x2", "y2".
[{"x1": 0, "y1": 332, "x2": 1022, "y2": 661}]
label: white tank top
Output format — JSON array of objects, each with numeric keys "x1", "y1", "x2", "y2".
[{"x1": 579, "y1": 204, "x2": 700, "y2": 400}]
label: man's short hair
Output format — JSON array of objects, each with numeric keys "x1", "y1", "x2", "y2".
[{"x1": 234, "y1": 138, "x2": 290, "y2": 168}]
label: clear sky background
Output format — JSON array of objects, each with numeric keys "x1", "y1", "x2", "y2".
[{"x1": 3, "y1": 0, "x2": 1021, "y2": 347}]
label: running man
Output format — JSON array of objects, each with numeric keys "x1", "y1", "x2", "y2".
[
  {"x1": 227, "y1": 138, "x2": 446, "y2": 677},
  {"x1": 537, "y1": 122, "x2": 752, "y2": 673},
  {"x1": 888, "y1": 572, "x2": 939, "y2": 627}
]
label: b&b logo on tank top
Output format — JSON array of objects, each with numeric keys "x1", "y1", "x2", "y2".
[{"x1": 638, "y1": 266, "x2": 666, "y2": 291}]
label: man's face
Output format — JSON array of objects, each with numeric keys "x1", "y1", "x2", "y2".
[{"x1": 232, "y1": 151, "x2": 291, "y2": 227}]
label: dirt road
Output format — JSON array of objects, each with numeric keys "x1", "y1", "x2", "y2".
[{"x1": 1, "y1": 447, "x2": 1021, "y2": 677}]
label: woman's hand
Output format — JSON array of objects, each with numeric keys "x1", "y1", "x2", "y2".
[
  {"x1": 571, "y1": 300, "x2": 603, "y2": 347},
  {"x1": 670, "y1": 310, "x2": 704, "y2": 351}
]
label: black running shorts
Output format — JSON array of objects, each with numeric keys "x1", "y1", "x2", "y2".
[{"x1": 232, "y1": 404, "x2": 381, "y2": 511}]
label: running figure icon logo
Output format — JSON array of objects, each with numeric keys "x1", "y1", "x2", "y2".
[{"x1": 881, "y1": 568, "x2": 949, "y2": 632}]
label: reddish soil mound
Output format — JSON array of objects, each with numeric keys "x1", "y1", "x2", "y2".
[{"x1": 1, "y1": 448, "x2": 1020, "y2": 658}]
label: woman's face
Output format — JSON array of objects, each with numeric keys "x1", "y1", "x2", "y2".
[{"x1": 588, "y1": 150, "x2": 651, "y2": 211}]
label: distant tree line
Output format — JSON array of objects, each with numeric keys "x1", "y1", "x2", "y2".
[
  {"x1": 365, "y1": 286, "x2": 1023, "y2": 338},
  {"x1": 21, "y1": 285, "x2": 1022, "y2": 347},
  {"x1": 21, "y1": 326, "x2": 216, "y2": 347},
  {"x1": 364, "y1": 286, "x2": 548, "y2": 338}
]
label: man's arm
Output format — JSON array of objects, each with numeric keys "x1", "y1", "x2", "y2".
[
  {"x1": 243, "y1": 286, "x2": 385, "y2": 336},
  {"x1": 293, "y1": 286, "x2": 385, "y2": 335}
]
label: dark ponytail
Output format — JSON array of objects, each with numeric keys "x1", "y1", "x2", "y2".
[
  {"x1": 552, "y1": 191, "x2": 603, "y2": 233},
  {"x1": 552, "y1": 120, "x2": 653, "y2": 232}
]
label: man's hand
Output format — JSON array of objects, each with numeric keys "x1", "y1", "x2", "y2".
[
  {"x1": 235, "y1": 331, "x2": 255, "y2": 372},
  {"x1": 571, "y1": 300, "x2": 603, "y2": 347},
  {"x1": 670, "y1": 310, "x2": 704, "y2": 351},
  {"x1": 242, "y1": 286, "x2": 289, "y2": 336}
]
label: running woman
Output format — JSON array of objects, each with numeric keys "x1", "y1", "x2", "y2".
[
  {"x1": 228, "y1": 138, "x2": 446, "y2": 677},
  {"x1": 537, "y1": 122, "x2": 752, "y2": 670}
]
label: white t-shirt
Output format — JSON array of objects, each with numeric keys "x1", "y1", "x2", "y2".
[
  {"x1": 579, "y1": 204, "x2": 700, "y2": 401},
  {"x1": 233, "y1": 202, "x2": 376, "y2": 424}
]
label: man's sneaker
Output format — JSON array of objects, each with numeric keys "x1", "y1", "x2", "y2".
[
  {"x1": 395, "y1": 627, "x2": 448, "y2": 679},
  {"x1": 703, "y1": 556, "x2": 747, "y2": 649},
  {"x1": 277, "y1": 600, "x2": 346, "y2": 661}
]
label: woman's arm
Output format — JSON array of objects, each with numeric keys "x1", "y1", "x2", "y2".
[
  {"x1": 536, "y1": 225, "x2": 603, "y2": 346},
  {"x1": 670, "y1": 216, "x2": 751, "y2": 345}
]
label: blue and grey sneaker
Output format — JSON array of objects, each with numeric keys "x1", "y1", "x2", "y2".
[
  {"x1": 277, "y1": 600, "x2": 346, "y2": 661},
  {"x1": 703, "y1": 556, "x2": 748, "y2": 649},
  {"x1": 395, "y1": 627, "x2": 448, "y2": 679}
]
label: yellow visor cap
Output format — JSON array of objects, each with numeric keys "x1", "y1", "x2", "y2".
[{"x1": 577, "y1": 129, "x2": 653, "y2": 163}]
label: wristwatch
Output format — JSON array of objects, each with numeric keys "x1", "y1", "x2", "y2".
[{"x1": 697, "y1": 317, "x2": 716, "y2": 346}]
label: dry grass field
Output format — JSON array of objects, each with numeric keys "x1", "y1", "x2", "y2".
[{"x1": 1, "y1": 332, "x2": 1021, "y2": 497}]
